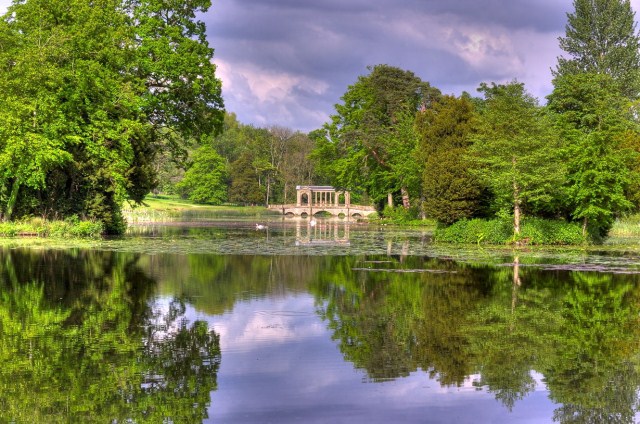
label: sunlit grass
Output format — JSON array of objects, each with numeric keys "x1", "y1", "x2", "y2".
[
  {"x1": 610, "y1": 214, "x2": 640, "y2": 237},
  {"x1": 123, "y1": 194, "x2": 281, "y2": 223}
]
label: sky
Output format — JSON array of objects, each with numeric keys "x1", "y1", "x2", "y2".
[{"x1": 2, "y1": 0, "x2": 640, "y2": 132}]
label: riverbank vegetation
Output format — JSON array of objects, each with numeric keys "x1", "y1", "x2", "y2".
[
  {"x1": 1, "y1": 0, "x2": 640, "y2": 245},
  {"x1": 0, "y1": 217, "x2": 104, "y2": 239}
]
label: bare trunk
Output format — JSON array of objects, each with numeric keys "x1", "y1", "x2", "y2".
[
  {"x1": 582, "y1": 217, "x2": 588, "y2": 237},
  {"x1": 401, "y1": 187, "x2": 410, "y2": 209},
  {"x1": 387, "y1": 193, "x2": 393, "y2": 208},
  {"x1": 512, "y1": 157, "x2": 521, "y2": 236},
  {"x1": 5, "y1": 177, "x2": 21, "y2": 221},
  {"x1": 265, "y1": 178, "x2": 271, "y2": 207},
  {"x1": 514, "y1": 199, "x2": 521, "y2": 236},
  {"x1": 283, "y1": 182, "x2": 287, "y2": 205}
]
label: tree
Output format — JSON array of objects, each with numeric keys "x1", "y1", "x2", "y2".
[
  {"x1": 280, "y1": 132, "x2": 316, "y2": 204},
  {"x1": 0, "y1": 0, "x2": 224, "y2": 233},
  {"x1": 470, "y1": 82, "x2": 565, "y2": 237},
  {"x1": 229, "y1": 152, "x2": 266, "y2": 205},
  {"x1": 176, "y1": 146, "x2": 227, "y2": 204},
  {"x1": 548, "y1": 73, "x2": 636, "y2": 237},
  {"x1": 555, "y1": 0, "x2": 640, "y2": 99},
  {"x1": 313, "y1": 64, "x2": 440, "y2": 208},
  {"x1": 416, "y1": 95, "x2": 484, "y2": 224}
]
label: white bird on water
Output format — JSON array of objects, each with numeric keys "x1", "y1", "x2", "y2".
[{"x1": 255, "y1": 223, "x2": 267, "y2": 230}]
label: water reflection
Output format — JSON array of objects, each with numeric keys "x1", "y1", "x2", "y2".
[
  {"x1": 0, "y1": 248, "x2": 220, "y2": 423},
  {"x1": 294, "y1": 219, "x2": 351, "y2": 246},
  {"x1": 1, "y1": 246, "x2": 640, "y2": 422}
]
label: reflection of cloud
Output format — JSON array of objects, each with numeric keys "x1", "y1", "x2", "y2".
[
  {"x1": 206, "y1": 294, "x2": 326, "y2": 355},
  {"x1": 173, "y1": 294, "x2": 560, "y2": 423}
]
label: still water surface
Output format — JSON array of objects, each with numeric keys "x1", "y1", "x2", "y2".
[{"x1": 2, "y1": 218, "x2": 640, "y2": 423}]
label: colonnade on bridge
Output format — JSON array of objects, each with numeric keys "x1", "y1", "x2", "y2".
[
  {"x1": 295, "y1": 185, "x2": 351, "y2": 208},
  {"x1": 268, "y1": 185, "x2": 376, "y2": 218}
]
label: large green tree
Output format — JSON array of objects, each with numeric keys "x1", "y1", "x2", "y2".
[
  {"x1": 470, "y1": 82, "x2": 565, "y2": 237},
  {"x1": 176, "y1": 145, "x2": 228, "y2": 204},
  {"x1": 548, "y1": 73, "x2": 636, "y2": 237},
  {"x1": 0, "y1": 0, "x2": 223, "y2": 232},
  {"x1": 313, "y1": 64, "x2": 440, "y2": 209},
  {"x1": 555, "y1": 0, "x2": 640, "y2": 99}
]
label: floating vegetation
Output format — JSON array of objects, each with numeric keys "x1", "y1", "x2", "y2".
[
  {"x1": 1, "y1": 218, "x2": 640, "y2": 275},
  {"x1": 352, "y1": 268, "x2": 458, "y2": 274}
]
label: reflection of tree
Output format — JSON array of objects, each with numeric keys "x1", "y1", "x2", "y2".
[
  {"x1": 143, "y1": 254, "x2": 323, "y2": 315},
  {"x1": 543, "y1": 272, "x2": 640, "y2": 424},
  {"x1": 312, "y1": 256, "x2": 492, "y2": 384},
  {"x1": 0, "y1": 248, "x2": 220, "y2": 423},
  {"x1": 466, "y1": 260, "x2": 561, "y2": 411},
  {"x1": 312, "y1": 253, "x2": 640, "y2": 419}
]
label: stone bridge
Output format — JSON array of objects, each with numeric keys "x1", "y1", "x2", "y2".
[{"x1": 268, "y1": 185, "x2": 376, "y2": 218}]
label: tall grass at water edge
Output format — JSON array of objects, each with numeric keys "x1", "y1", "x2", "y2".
[
  {"x1": 0, "y1": 217, "x2": 104, "y2": 239},
  {"x1": 610, "y1": 214, "x2": 640, "y2": 237}
]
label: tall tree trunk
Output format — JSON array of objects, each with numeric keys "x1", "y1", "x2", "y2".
[
  {"x1": 283, "y1": 182, "x2": 288, "y2": 205},
  {"x1": 512, "y1": 159, "x2": 521, "y2": 236},
  {"x1": 387, "y1": 193, "x2": 393, "y2": 208},
  {"x1": 582, "y1": 217, "x2": 588, "y2": 237},
  {"x1": 5, "y1": 177, "x2": 21, "y2": 222},
  {"x1": 401, "y1": 187, "x2": 410, "y2": 209},
  {"x1": 513, "y1": 183, "x2": 521, "y2": 236},
  {"x1": 265, "y1": 178, "x2": 271, "y2": 207}
]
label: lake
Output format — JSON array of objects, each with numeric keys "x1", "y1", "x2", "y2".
[{"x1": 1, "y1": 217, "x2": 640, "y2": 423}]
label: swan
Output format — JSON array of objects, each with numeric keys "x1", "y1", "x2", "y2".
[{"x1": 255, "y1": 223, "x2": 267, "y2": 230}]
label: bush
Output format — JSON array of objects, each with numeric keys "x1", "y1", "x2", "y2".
[
  {"x1": 382, "y1": 205, "x2": 419, "y2": 223},
  {"x1": 517, "y1": 217, "x2": 585, "y2": 245},
  {"x1": 435, "y1": 217, "x2": 587, "y2": 245},
  {"x1": 69, "y1": 220, "x2": 104, "y2": 238},
  {"x1": 0, "y1": 218, "x2": 104, "y2": 239},
  {"x1": 0, "y1": 223, "x2": 17, "y2": 237},
  {"x1": 435, "y1": 218, "x2": 512, "y2": 244}
]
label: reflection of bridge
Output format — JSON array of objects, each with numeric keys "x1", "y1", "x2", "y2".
[
  {"x1": 268, "y1": 185, "x2": 376, "y2": 218},
  {"x1": 292, "y1": 220, "x2": 351, "y2": 246}
]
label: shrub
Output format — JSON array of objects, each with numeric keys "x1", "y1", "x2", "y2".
[
  {"x1": 435, "y1": 218, "x2": 512, "y2": 244},
  {"x1": 517, "y1": 217, "x2": 585, "y2": 245},
  {"x1": 0, "y1": 218, "x2": 104, "y2": 239},
  {"x1": 69, "y1": 221, "x2": 105, "y2": 238},
  {"x1": 382, "y1": 205, "x2": 419, "y2": 223},
  {"x1": 435, "y1": 217, "x2": 587, "y2": 245},
  {"x1": 0, "y1": 223, "x2": 17, "y2": 237}
]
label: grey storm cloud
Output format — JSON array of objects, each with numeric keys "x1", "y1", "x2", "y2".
[
  {"x1": 0, "y1": 0, "x2": 592, "y2": 132},
  {"x1": 204, "y1": 0, "x2": 581, "y2": 131}
]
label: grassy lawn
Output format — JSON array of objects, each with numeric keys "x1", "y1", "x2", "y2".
[{"x1": 123, "y1": 195, "x2": 281, "y2": 222}]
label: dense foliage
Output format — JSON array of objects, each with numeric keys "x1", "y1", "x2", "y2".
[
  {"x1": 434, "y1": 217, "x2": 586, "y2": 245},
  {"x1": 307, "y1": 0, "x2": 640, "y2": 243},
  {"x1": 0, "y1": 0, "x2": 224, "y2": 233},
  {"x1": 3, "y1": 0, "x2": 640, "y2": 243},
  {"x1": 311, "y1": 64, "x2": 440, "y2": 209}
]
